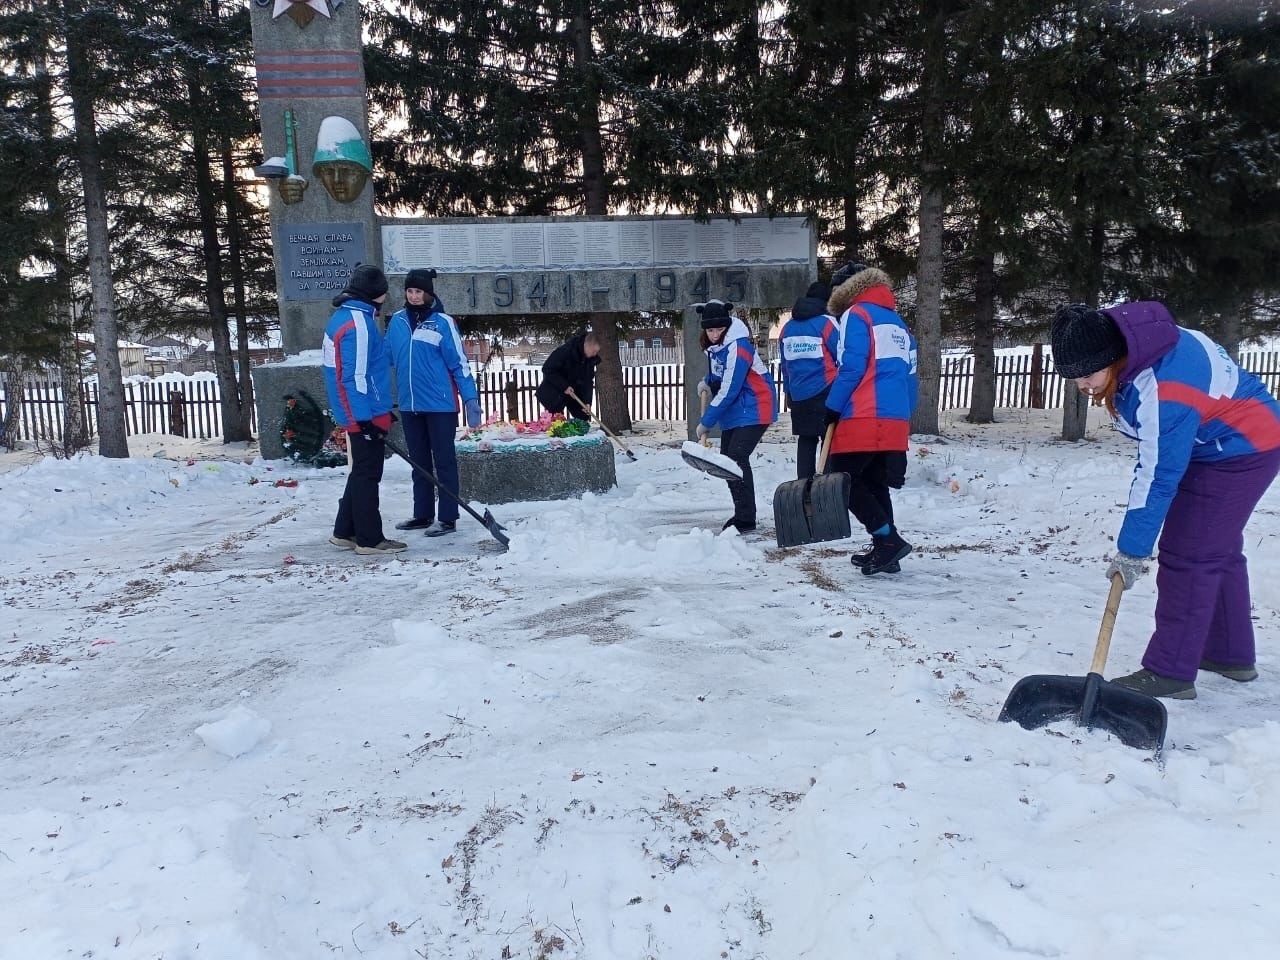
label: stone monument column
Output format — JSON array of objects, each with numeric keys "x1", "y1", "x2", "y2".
[{"x1": 248, "y1": 0, "x2": 381, "y2": 457}]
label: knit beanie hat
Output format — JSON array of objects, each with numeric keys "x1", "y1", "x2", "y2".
[
  {"x1": 1051, "y1": 304, "x2": 1127, "y2": 379},
  {"x1": 405, "y1": 268, "x2": 437, "y2": 294},
  {"x1": 805, "y1": 281, "x2": 831, "y2": 302},
  {"x1": 336, "y1": 263, "x2": 388, "y2": 305},
  {"x1": 830, "y1": 262, "x2": 869, "y2": 287},
  {"x1": 697, "y1": 300, "x2": 734, "y2": 329}
]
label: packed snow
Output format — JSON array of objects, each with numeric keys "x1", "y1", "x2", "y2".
[{"x1": 2, "y1": 408, "x2": 1278, "y2": 959}]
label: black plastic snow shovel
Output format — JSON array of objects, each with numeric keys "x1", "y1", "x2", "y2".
[
  {"x1": 566, "y1": 388, "x2": 637, "y2": 461},
  {"x1": 999, "y1": 574, "x2": 1167, "y2": 754},
  {"x1": 386, "y1": 438, "x2": 510, "y2": 550},
  {"x1": 772, "y1": 424, "x2": 851, "y2": 548}
]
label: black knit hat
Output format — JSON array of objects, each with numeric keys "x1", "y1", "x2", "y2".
[
  {"x1": 340, "y1": 263, "x2": 388, "y2": 304},
  {"x1": 805, "y1": 281, "x2": 831, "y2": 301},
  {"x1": 698, "y1": 300, "x2": 734, "y2": 329},
  {"x1": 1051, "y1": 304, "x2": 1127, "y2": 379},
  {"x1": 405, "y1": 267, "x2": 437, "y2": 294},
  {"x1": 830, "y1": 262, "x2": 869, "y2": 287}
]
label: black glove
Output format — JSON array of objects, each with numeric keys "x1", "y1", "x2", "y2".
[
  {"x1": 824, "y1": 407, "x2": 842, "y2": 427},
  {"x1": 357, "y1": 420, "x2": 387, "y2": 441}
]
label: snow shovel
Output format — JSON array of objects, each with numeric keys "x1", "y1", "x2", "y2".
[
  {"x1": 998, "y1": 574, "x2": 1167, "y2": 754},
  {"x1": 772, "y1": 424, "x2": 851, "y2": 548},
  {"x1": 385, "y1": 438, "x2": 510, "y2": 550},
  {"x1": 565, "y1": 388, "x2": 637, "y2": 461},
  {"x1": 681, "y1": 394, "x2": 743, "y2": 481}
]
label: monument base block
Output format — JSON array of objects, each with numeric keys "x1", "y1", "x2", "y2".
[
  {"x1": 252, "y1": 356, "x2": 330, "y2": 461},
  {"x1": 457, "y1": 435, "x2": 616, "y2": 504}
]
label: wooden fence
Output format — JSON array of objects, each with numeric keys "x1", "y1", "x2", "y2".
[{"x1": 6, "y1": 349, "x2": 1280, "y2": 444}]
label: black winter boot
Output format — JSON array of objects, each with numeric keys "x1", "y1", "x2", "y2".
[
  {"x1": 851, "y1": 542, "x2": 899, "y2": 574},
  {"x1": 1198, "y1": 659, "x2": 1258, "y2": 682},
  {"x1": 860, "y1": 529, "x2": 911, "y2": 576},
  {"x1": 1109, "y1": 669, "x2": 1196, "y2": 700}
]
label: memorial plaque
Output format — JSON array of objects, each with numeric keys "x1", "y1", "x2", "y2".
[{"x1": 279, "y1": 221, "x2": 367, "y2": 301}]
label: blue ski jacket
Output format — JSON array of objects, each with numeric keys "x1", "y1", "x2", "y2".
[
  {"x1": 385, "y1": 304, "x2": 479, "y2": 414},
  {"x1": 322, "y1": 298, "x2": 393, "y2": 428}
]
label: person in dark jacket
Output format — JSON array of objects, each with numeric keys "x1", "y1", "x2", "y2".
[
  {"x1": 321, "y1": 264, "x2": 406, "y2": 555},
  {"x1": 780, "y1": 280, "x2": 839, "y2": 478},
  {"x1": 1051, "y1": 301, "x2": 1280, "y2": 699},
  {"x1": 536, "y1": 332, "x2": 602, "y2": 420},
  {"x1": 385, "y1": 267, "x2": 483, "y2": 537}
]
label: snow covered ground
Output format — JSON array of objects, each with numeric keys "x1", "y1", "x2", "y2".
[{"x1": 2, "y1": 408, "x2": 1279, "y2": 960}]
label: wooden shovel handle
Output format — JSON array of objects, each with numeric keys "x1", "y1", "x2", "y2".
[
  {"x1": 1089, "y1": 574, "x2": 1126, "y2": 675},
  {"x1": 815, "y1": 423, "x2": 836, "y2": 474},
  {"x1": 698, "y1": 392, "x2": 712, "y2": 447},
  {"x1": 566, "y1": 388, "x2": 633, "y2": 454}
]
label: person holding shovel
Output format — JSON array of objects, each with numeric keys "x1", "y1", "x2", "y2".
[
  {"x1": 536, "y1": 331, "x2": 602, "y2": 422},
  {"x1": 780, "y1": 281, "x2": 840, "y2": 479},
  {"x1": 824, "y1": 264, "x2": 919, "y2": 575},
  {"x1": 385, "y1": 268, "x2": 484, "y2": 538},
  {"x1": 1051, "y1": 301, "x2": 1280, "y2": 699},
  {"x1": 696, "y1": 301, "x2": 777, "y2": 533},
  {"x1": 321, "y1": 264, "x2": 406, "y2": 555}
]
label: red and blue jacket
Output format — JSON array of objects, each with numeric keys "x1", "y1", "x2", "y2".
[
  {"x1": 322, "y1": 298, "x2": 393, "y2": 430},
  {"x1": 700, "y1": 318, "x2": 778, "y2": 431},
  {"x1": 1106, "y1": 301, "x2": 1280, "y2": 557},
  {"x1": 825, "y1": 284, "x2": 918, "y2": 453},
  {"x1": 780, "y1": 294, "x2": 840, "y2": 403}
]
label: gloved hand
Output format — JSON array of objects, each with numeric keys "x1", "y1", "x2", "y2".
[
  {"x1": 697, "y1": 381, "x2": 712, "y2": 401},
  {"x1": 696, "y1": 423, "x2": 710, "y2": 441},
  {"x1": 824, "y1": 407, "x2": 842, "y2": 427},
  {"x1": 464, "y1": 398, "x2": 483, "y2": 429},
  {"x1": 1106, "y1": 552, "x2": 1147, "y2": 590},
  {"x1": 357, "y1": 419, "x2": 387, "y2": 441}
]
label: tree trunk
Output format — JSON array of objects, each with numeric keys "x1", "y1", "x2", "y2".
[
  {"x1": 571, "y1": 12, "x2": 631, "y2": 431},
  {"x1": 65, "y1": 0, "x2": 128, "y2": 458},
  {"x1": 187, "y1": 69, "x2": 248, "y2": 443},
  {"x1": 1216, "y1": 305, "x2": 1242, "y2": 361},
  {"x1": 1, "y1": 367, "x2": 23, "y2": 449},
  {"x1": 967, "y1": 243, "x2": 997, "y2": 424},
  {"x1": 910, "y1": 5, "x2": 947, "y2": 437},
  {"x1": 34, "y1": 45, "x2": 88, "y2": 451},
  {"x1": 1061, "y1": 217, "x2": 1106, "y2": 441}
]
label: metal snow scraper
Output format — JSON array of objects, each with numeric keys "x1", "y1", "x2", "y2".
[
  {"x1": 772, "y1": 424, "x2": 851, "y2": 548},
  {"x1": 566, "y1": 388, "x2": 637, "y2": 461},
  {"x1": 386, "y1": 438, "x2": 510, "y2": 550},
  {"x1": 999, "y1": 574, "x2": 1167, "y2": 754}
]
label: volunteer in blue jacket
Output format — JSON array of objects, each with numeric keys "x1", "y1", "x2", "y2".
[
  {"x1": 780, "y1": 281, "x2": 840, "y2": 478},
  {"x1": 824, "y1": 264, "x2": 919, "y2": 576},
  {"x1": 322, "y1": 264, "x2": 405, "y2": 555},
  {"x1": 696, "y1": 300, "x2": 778, "y2": 533},
  {"x1": 385, "y1": 268, "x2": 484, "y2": 537},
  {"x1": 1051, "y1": 302, "x2": 1280, "y2": 699}
]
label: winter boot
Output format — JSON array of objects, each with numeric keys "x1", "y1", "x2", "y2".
[
  {"x1": 395, "y1": 517, "x2": 435, "y2": 531},
  {"x1": 1109, "y1": 668, "x2": 1196, "y2": 700},
  {"x1": 328, "y1": 535, "x2": 357, "y2": 550},
  {"x1": 851, "y1": 542, "x2": 899, "y2": 574},
  {"x1": 860, "y1": 529, "x2": 911, "y2": 576},
  {"x1": 424, "y1": 521, "x2": 456, "y2": 537},
  {"x1": 722, "y1": 517, "x2": 757, "y2": 534},
  {"x1": 354, "y1": 538, "x2": 408, "y2": 555},
  {"x1": 1198, "y1": 659, "x2": 1258, "y2": 682}
]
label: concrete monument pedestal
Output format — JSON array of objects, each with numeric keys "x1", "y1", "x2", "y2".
[{"x1": 456, "y1": 434, "x2": 616, "y2": 504}]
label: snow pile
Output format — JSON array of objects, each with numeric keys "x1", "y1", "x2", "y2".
[{"x1": 195, "y1": 705, "x2": 272, "y2": 758}]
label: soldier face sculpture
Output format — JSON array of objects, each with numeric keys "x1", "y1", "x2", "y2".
[{"x1": 314, "y1": 160, "x2": 368, "y2": 203}]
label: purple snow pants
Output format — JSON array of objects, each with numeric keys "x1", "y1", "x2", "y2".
[{"x1": 1143, "y1": 447, "x2": 1280, "y2": 681}]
